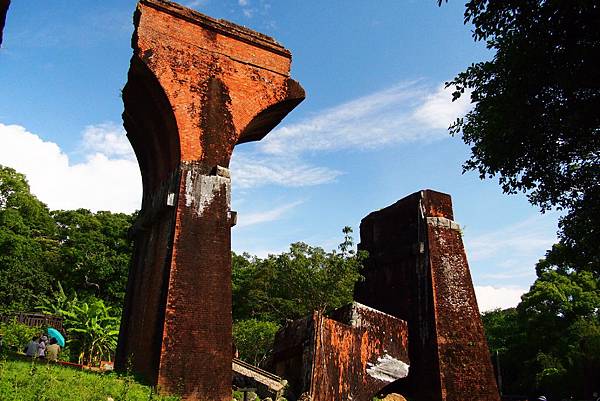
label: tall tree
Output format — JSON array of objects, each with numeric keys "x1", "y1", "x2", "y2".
[
  {"x1": 482, "y1": 261, "x2": 600, "y2": 398},
  {"x1": 446, "y1": 0, "x2": 600, "y2": 271},
  {"x1": 231, "y1": 227, "x2": 365, "y2": 365},
  {"x1": 518, "y1": 259, "x2": 600, "y2": 398},
  {"x1": 0, "y1": 166, "x2": 135, "y2": 312},
  {"x1": 0, "y1": 165, "x2": 57, "y2": 311},
  {"x1": 444, "y1": 2, "x2": 600, "y2": 397}
]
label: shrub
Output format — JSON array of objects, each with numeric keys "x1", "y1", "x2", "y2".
[
  {"x1": 0, "y1": 319, "x2": 40, "y2": 353},
  {"x1": 233, "y1": 319, "x2": 280, "y2": 368}
]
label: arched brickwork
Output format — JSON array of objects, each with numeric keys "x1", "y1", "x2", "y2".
[{"x1": 115, "y1": 1, "x2": 304, "y2": 400}]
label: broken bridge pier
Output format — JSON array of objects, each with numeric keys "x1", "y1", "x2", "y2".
[
  {"x1": 271, "y1": 190, "x2": 499, "y2": 401},
  {"x1": 272, "y1": 302, "x2": 410, "y2": 401},
  {"x1": 115, "y1": 1, "x2": 304, "y2": 400},
  {"x1": 355, "y1": 190, "x2": 500, "y2": 401}
]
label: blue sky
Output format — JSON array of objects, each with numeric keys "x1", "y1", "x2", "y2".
[{"x1": 0, "y1": 0, "x2": 559, "y2": 310}]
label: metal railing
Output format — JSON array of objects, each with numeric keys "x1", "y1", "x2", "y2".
[{"x1": 0, "y1": 312, "x2": 63, "y2": 331}]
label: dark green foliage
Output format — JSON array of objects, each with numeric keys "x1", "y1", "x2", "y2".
[
  {"x1": 482, "y1": 249, "x2": 600, "y2": 398},
  {"x1": 232, "y1": 227, "x2": 364, "y2": 324},
  {"x1": 0, "y1": 165, "x2": 134, "y2": 313},
  {"x1": 0, "y1": 167, "x2": 56, "y2": 235},
  {"x1": 481, "y1": 308, "x2": 521, "y2": 356},
  {"x1": 449, "y1": 0, "x2": 600, "y2": 210},
  {"x1": 446, "y1": 3, "x2": 600, "y2": 395},
  {"x1": 50, "y1": 209, "x2": 134, "y2": 307},
  {"x1": 557, "y1": 191, "x2": 600, "y2": 275},
  {"x1": 447, "y1": 0, "x2": 600, "y2": 274},
  {"x1": 0, "y1": 166, "x2": 56, "y2": 312},
  {"x1": 0, "y1": 320, "x2": 40, "y2": 353},
  {"x1": 516, "y1": 258, "x2": 600, "y2": 398},
  {"x1": 481, "y1": 308, "x2": 528, "y2": 394},
  {"x1": 0, "y1": 166, "x2": 128, "y2": 366}
]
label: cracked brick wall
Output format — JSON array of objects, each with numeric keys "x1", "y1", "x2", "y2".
[
  {"x1": 115, "y1": 1, "x2": 304, "y2": 400},
  {"x1": 272, "y1": 302, "x2": 409, "y2": 401},
  {"x1": 354, "y1": 190, "x2": 500, "y2": 401}
]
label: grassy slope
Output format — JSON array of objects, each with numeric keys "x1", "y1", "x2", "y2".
[{"x1": 0, "y1": 356, "x2": 180, "y2": 401}]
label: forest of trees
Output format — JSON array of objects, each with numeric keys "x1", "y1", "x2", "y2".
[{"x1": 1, "y1": 162, "x2": 599, "y2": 397}]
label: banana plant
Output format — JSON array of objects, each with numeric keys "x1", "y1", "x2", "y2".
[
  {"x1": 62, "y1": 299, "x2": 119, "y2": 366},
  {"x1": 39, "y1": 290, "x2": 120, "y2": 366}
]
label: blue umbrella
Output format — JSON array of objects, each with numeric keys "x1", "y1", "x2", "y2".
[{"x1": 47, "y1": 327, "x2": 65, "y2": 347}]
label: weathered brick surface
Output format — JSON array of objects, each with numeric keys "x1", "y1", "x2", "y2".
[
  {"x1": 354, "y1": 190, "x2": 500, "y2": 401},
  {"x1": 0, "y1": 0, "x2": 9, "y2": 46},
  {"x1": 115, "y1": 1, "x2": 304, "y2": 400},
  {"x1": 272, "y1": 303, "x2": 409, "y2": 401}
]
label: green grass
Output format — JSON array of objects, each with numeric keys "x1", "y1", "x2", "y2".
[{"x1": 0, "y1": 354, "x2": 180, "y2": 401}]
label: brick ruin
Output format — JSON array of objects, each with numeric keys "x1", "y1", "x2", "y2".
[
  {"x1": 272, "y1": 302, "x2": 409, "y2": 401},
  {"x1": 113, "y1": 1, "x2": 500, "y2": 400},
  {"x1": 271, "y1": 190, "x2": 500, "y2": 401},
  {"x1": 354, "y1": 190, "x2": 500, "y2": 401},
  {"x1": 114, "y1": 1, "x2": 304, "y2": 400},
  {"x1": 0, "y1": 0, "x2": 9, "y2": 47}
]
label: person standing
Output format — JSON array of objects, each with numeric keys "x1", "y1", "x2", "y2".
[
  {"x1": 37, "y1": 335, "x2": 47, "y2": 358},
  {"x1": 24, "y1": 336, "x2": 39, "y2": 357},
  {"x1": 46, "y1": 337, "x2": 60, "y2": 362}
]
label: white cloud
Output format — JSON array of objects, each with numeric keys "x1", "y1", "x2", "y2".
[
  {"x1": 184, "y1": 0, "x2": 208, "y2": 8},
  {"x1": 463, "y1": 213, "x2": 557, "y2": 293},
  {"x1": 230, "y1": 153, "x2": 341, "y2": 189},
  {"x1": 474, "y1": 285, "x2": 527, "y2": 312},
  {"x1": 259, "y1": 81, "x2": 471, "y2": 156},
  {"x1": 464, "y1": 215, "x2": 557, "y2": 265},
  {"x1": 230, "y1": 80, "x2": 471, "y2": 190},
  {"x1": 235, "y1": 200, "x2": 303, "y2": 228},
  {"x1": 0, "y1": 120, "x2": 339, "y2": 213},
  {"x1": 80, "y1": 122, "x2": 134, "y2": 160},
  {"x1": 237, "y1": 0, "x2": 255, "y2": 18},
  {"x1": 412, "y1": 85, "x2": 471, "y2": 129},
  {"x1": 0, "y1": 123, "x2": 141, "y2": 213}
]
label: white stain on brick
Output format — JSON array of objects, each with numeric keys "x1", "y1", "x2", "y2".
[
  {"x1": 366, "y1": 354, "x2": 409, "y2": 382},
  {"x1": 184, "y1": 170, "x2": 231, "y2": 216},
  {"x1": 185, "y1": 170, "x2": 194, "y2": 207},
  {"x1": 426, "y1": 216, "x2": 461, "y2": 231}
]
